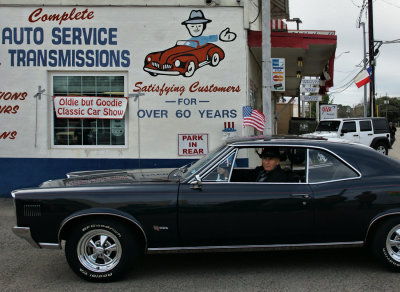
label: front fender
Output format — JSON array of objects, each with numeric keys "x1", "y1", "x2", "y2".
[{"x1": 58, "y1": 208, "x2": 148, "y2": 249}]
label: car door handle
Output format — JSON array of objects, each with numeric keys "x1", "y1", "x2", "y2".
[
  {"x1": 353, "y1": 134, "x2": 359, "y2": 137},
  {"x1": 291, "y1": 193, "x2": 310, "y2": 199},
  {"x1": 368, "y1": 134, "x2": 373, "y2": 136}
]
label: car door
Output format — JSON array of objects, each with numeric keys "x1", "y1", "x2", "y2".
[
  {"x1": 308, "y1": 148, "x2": 366, "y2": 243},
  {"x1": 341, "y1": 121, "x2": 359, "y2": 143},
  {"x1": 358, "y1": 120, "x2": 374, "y2": 146},
  {"x1": 178, "y1": 146, "x2": 314, "y2": 247}
]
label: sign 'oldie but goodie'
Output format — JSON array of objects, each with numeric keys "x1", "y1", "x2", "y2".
[
  {"x1": 178, "y1": 134, "x2": 208, "y2": 156},
  {"x1": 53, "y1": 96, "x2": 128, "y2": 119}
]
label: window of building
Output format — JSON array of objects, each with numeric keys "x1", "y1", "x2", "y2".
[{"x1": 52, "y1": 74, "x2": 126, "y2": 147}]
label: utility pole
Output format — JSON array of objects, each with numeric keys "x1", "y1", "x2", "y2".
[
  {"x1": 360, "y1": 22, "x2": 368, "y2": 117},
  {"x1": 368, "y1": 0, "x2": 375, "y2": 117},
  {"x1": 262, "y1": 0, "x2": 273, "y2": 135}
]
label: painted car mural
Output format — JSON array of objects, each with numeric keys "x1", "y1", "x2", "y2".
[{"x1": 143, "y1": 40, "x2": 225, "y2": 77}]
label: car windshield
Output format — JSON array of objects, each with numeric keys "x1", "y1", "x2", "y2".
[
  {"x1": 315, "y1": 121, "x2": 341, "y2": 132},
  {"x1": 181, "y1": 144, "x2": 227, "y2": 180},
  {"x1": 176, "y1": 40, "x2": 199, "y2": 48}
]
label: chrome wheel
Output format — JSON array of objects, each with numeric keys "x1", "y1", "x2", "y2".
[
  {"x1": 77, "y1": 229, "x2": 122, "y2": 273},
  {"x1": 386, "y1": 224, "x2": 400, "y2": 263}
]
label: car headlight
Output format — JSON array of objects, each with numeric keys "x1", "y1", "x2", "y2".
[
  {"x1": 147, "y1": 56, "x2": 151, "y2": 62},
  {"x1": 174, "y1": 60, "x2": 181, "y2": 67}
]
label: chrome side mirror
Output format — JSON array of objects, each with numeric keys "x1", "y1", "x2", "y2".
[{"x1": 190, "y1": 175, "x2": 202, "y2": 190}]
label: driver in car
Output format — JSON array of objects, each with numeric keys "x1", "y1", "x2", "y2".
[
  {"x1": 181, "y1": 10, "x2": 236, "y2": 46},
  {"x1": 254, "y1": 148, "x2": 297, "y2": 183}
]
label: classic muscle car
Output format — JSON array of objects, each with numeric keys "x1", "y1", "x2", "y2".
[
  {"x1": 11, "y1": 136, "x2": 400, "y2": 282},
  {"x1": 143, "y1": 40, "x2": 225, "y2": 77}
]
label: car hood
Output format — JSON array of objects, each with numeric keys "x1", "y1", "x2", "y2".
[
  {"x1": 40, "y1": 168, "x2": 176, "y2": 188},
  {"x1": 150, "y1": 45, "x2": 200, "y2": 63}
]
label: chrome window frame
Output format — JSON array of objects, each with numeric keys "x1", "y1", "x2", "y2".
[{"x1": 188, "y1": 143, "x2": 361, "y2": 186}]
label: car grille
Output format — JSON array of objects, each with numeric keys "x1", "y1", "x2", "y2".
[
  {"x1": 163, "y1": 64, "x2": 172, "y2": 70},
  {"x1": 24, "y1": 204, "x2": 41, "y2": 217},
  {"x1": 152, "y1": 62, "x2": 160, "y2": 68}
]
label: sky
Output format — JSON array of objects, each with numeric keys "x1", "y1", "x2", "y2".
[{"x1": 288, "y1": 0, "x2": 400, "y2": 106}]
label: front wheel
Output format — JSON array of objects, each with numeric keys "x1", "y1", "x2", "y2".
[
  {"x1": 65, "y1": 219, "x2": 139, "y2": 282},
  {"x1": 184, "y1": 61, "x2": 196, "y2": 77},
  {"x1": 373, "y1": 142, "x2": 388, "y2": 155},
  {"x1": 372, "y1": 218, "x2": 400, "y2": 271}
]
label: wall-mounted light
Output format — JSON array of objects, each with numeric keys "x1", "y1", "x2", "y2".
[
  {"x1": 297, "y1": 57, "x2": 303, "y2": 68},
  {"x1": 296, "y1": 71, "x2": 302, "y2": 79}
]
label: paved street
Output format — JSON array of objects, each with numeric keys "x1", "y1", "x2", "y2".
[
  {"x1": 1, "y1": 131, "x2": 400, "y2": 291},
  {"x1": 389, "y1": 129, "x2": 400, "y2": 160}
]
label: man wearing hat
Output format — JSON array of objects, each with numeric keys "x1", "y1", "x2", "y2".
[
  {"x1": 254, "y1": 147, "x2": 295, "y2": 182},
  {"x1": 182, "y1": 10, "x2": 236, "y2": 46}
]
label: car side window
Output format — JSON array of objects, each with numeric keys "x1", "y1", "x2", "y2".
[
  {"x1": 360, "y1": 120, "x2": 372, "y2": 131},
  {"x1": 229, "y1": 147, "x2": 306, "y2": 183},
  {"x1": 202, "y1": 152, "x2": 235, "y2": 182},
  {"x1": 308, "y1": 149, "x2": 359, "y2": 183},
  {"x1": 342, "y1": 121, "x2": 356, "y2": 133}
]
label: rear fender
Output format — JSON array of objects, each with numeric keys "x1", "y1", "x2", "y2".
[
  {"x1": 370, "y1": 137, "x2": 390, "y2": 148},
  {"x1": 365, "y1": 209, "x2": 400, "y2": 244}
]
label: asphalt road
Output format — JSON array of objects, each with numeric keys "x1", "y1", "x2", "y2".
[{"x1": 2, "y1": 134, "x2": 400, "y2": 291}]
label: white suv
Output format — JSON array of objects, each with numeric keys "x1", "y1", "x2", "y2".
[{"x1": 305, "y1": 118, "x2": 391, "y2": 155}]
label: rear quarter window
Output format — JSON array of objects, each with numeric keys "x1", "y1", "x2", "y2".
[{"x1": 373, "y1": 119, "x2": 389, "y2": 134}]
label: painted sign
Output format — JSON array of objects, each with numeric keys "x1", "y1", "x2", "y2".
[
  {"x1": 288, "y1": 30, "x2": 335, "y2": 36},
  {"x1": 301, "y1": 95, "x2": 322, "y2": 102},
  {"x1": 53, "y1": 96, "x2": 128, "y2": 119},
  {"x1": 178, "y1": 134, "x2": 208, "y2": 156},
  {"x1": 320, "y1": 104, "x2": 338, "y2": 120},
  {"x1": 0, "y1": 6, "x2": 245, "y2": 159},
  {"x1": 271, "y1": 58, "x2": 285, "y2": 91}
]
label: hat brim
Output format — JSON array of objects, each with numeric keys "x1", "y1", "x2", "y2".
[{"x1": 182, "y1": 19, "x2": 212, "y2": 25}]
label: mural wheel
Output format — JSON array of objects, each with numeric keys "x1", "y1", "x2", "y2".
[
  {"x1": 150, "y1": 73, "x2": 158, "y2": 77},
  {"x1": 184, "y1": 61, "x2": 196, "y2": 77},
  {"x1": 210, "y1": 53, "x2": 220, "y2": 67}
]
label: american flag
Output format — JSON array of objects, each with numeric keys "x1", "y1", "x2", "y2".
[{"x1": 242, "y1": 106, "x2": 266, "y2": 132}]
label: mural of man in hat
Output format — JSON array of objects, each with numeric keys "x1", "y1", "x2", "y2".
[{"x1": 182, "y1": 10, "x2": 236, "y2": 46}]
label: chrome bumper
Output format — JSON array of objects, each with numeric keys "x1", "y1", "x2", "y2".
[{"x1": 12, "y1": 226, "x2": 61, "y2": 249}]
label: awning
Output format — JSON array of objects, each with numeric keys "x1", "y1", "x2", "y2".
[{"x1": 248, "y1": 30, "x2": 337, "y2": 96}]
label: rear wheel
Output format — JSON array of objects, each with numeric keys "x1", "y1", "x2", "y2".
[
  {"x1": 65, "y1": 219, "x2": 140, "y2": 282},
  {"x1": 210, "y1": 52, "x2": 220, "y2": 66},
  {"x1": 372, "y1": 217, "x2": 400, "y2": 271},
  {"x1": 373, "y1": 142, "x2": 388, "y2": 155}
]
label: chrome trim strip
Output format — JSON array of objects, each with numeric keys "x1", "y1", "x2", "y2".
[
  {"x1": 39, "y1": 243, "x2": 61, "y2": 249},
  {"x1": 198, "y1": 60, "x2": 210, "y2": 67},
  {"x1": 12, "y1": 226, "x2": 40, "y2": 248},
  {"x1": 192, "y1": 143, "x2": 361, "y2": 185},
  {"x1": 144, "y1": 68, "x2": 180, "y2": 75},
  {"x1": 365, "y1": 212, "x2": 400, "y2": 241},
  {"x1": 147, "y1": 241, "x2": 364, "y2": 254},
  {"x1": 58, "y1": 212, "x2": 148, "y2": 250}
]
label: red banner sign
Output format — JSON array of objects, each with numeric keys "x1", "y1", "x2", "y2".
[{"x1": 53, "y1": 96, "x2": 128, "y2": 119}]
